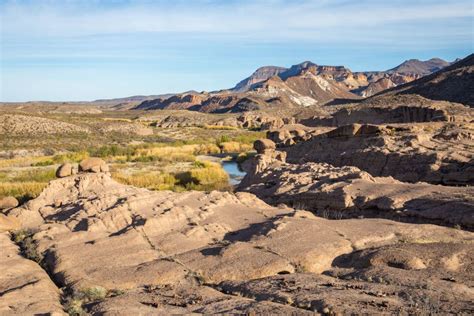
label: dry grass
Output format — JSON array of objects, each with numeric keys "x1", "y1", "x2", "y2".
[
  {"x1": 0, "y1": 152, "x2": 89, "y2": 168},
  {"x1": 0, "y1": 182, "x2": 47, "y2": 201},
  {"x1": 112, "y1": 160, "x2": 230, "y2": 192},
  {"x1": 0, "y1": 168, "x2": 56, "y2": 201},
  {"x1": 112, "y1": 171, "x2": 177, "y2": 191},
  {"x1": 177, "y1": 161, "x2": 230, "y2": 191},
  {"x1": 219, "y1": 141, "x2": 252, "y2": 153}
]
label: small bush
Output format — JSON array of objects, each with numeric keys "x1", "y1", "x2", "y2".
[
  {"x1": 11, "y1": 229, "x2": 43, "y2": 263},
  {"x1": 65, "y1": 298, "x2": 86, "y2": 316},
  {"x1": 80, "y1": 286, "x2": 108, "y2": 302},
  {"x1": 65, "y1": 286, "x2": 108, "y2": 316},
  {"x1": 176, "y1": 161, "x2": 230, "y2": 191},
  {"x1": 31, "y1": 160, "x2": 54, "y2": 167}
]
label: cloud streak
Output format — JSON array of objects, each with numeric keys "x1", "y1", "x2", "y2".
[{"x1": 1, "y1": 0, "x2": 472, "y2": 42}]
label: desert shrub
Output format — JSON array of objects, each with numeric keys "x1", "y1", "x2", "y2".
[
  {"x1": 79, "y1": 286, "x2": 108, "y2": 302},
  {"x1": 51, "y1": 151, "x2": 89, "y2": 163},
  {"x1": 112, "y1": 172, "x2": 177, "y2": 191},
  {"x1": 11, "y1": 229, "x2": 43, "y2": 263},
  {"x1": 193, "y1": 143, "x2": 221, "y2": 155},
  {"x1": 65, "y1": 286, "x2": 108, "y2": 316},
  {"x1": 216, "y1": 135, "x2": 231, "y2": 146},
  {"x1": 31, "y1": 160, "x2": 54, "y2": 167},
  {"x1": 0, "y1": 182, "x2": 47, "y2": 202},
  {"x1": 0, "y1": 169, "x2": 54, "y2": 202},
  {"x1": 10, "y1": 169, "x2": 56, "y2": 183},
  {"x1": 65, "y1": 298, "x2": 86, "y2": 316},
  {"x1": 176, "y1": 161, "x2": 229, "y2": 191},
  {"x1": 219, "y1": 141, "x2": 252, "y2": 153},
  {"x1": 88, "y1": 145, "x2": 136, "y2": 158},
  {"x1": 231, "y1": 132, "x2": 266, "y2": 144},
  {"x1": 131, "y1": 152, "x2": 195, "y2": 163},
  {"x1": 0, "y1": 156, "x2": 52, "y2": 168}
]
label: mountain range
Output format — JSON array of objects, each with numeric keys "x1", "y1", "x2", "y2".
[{"x1": 134, "y1": 57, "x2": 462, "y2": 112}]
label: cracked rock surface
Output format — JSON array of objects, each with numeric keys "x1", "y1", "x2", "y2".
[
  {"x1": 1, "y1": 173, "x2": 473, "y2": 314},
  {"x1": 282, "y1": 122, "x2": 474, "y2": 185},
  {"x1": 0, "y1": 233, "x2": 65, "y2": 315},
  {"x1": 239, "y1": 158, "x2": 474, "y2": 228}
]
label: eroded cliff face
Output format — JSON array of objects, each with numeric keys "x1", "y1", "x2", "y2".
[
  {"x1": 270, "y1": 122, "x2": 474, "y2": 186},
  {"x1": 240, "y1": 148, "x2": 474, "y2": 228},
  {"x1": 1, "y1": 172, "x2": 473, "y2": 315}
]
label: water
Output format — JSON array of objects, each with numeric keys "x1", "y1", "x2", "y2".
[{"x1": 221, "y1": 161, "x2": 246, "y2": 185}]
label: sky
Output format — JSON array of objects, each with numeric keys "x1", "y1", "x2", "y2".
[{"x1": 0, "y1": 0, "x2": 473, "y2": 102}]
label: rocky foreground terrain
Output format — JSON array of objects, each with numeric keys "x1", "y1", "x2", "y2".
[{"x1": 1, "y1": 169, "x2": 473, "y2": 314}]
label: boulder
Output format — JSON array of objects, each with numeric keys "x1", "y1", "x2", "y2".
[
  {"x1": 79, "y1": 158, "x2": 109, "y2": 173},
  {"x1": 356, "y1": 124, "x2": 386, "y2": 135},
  {"x1": 253, "y1": 139, "x2": 276, "y2": 154},
  {"x1": 326, "y1": 124, "x2": 362, "y2": 138},
  {"x1": 56, "y1": 163, "x2": 74, "y2": 178},
  {"x1": 0, "y1": 196, "x2": 19, "y2": 209},
  {"x1": 290, "y1": 129, "x2": 306, "y2": 137}
]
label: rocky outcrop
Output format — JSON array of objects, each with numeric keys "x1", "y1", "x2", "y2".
[
  {"x1": 232, "y1": 66, "x2": 287, "y2": 92},
  {"x1": 2, "y1": 173, "x2": 472, "y2": 314},
  {"x1": 329, "y1": 97, "x2": 472, "y2": 126},
  {"x1": 283, "y1": 122, "x2": 474, "y2": 185},
  {"x1": 267, "y1": 125, "x2": 316, "y2": 147},
  {"x1": 0, "y1": 233, "x2": 64, "y2": 315},
  {"x1": 254, "y1": 139, "x2": 276, "y2": 154},
  {"x1": 239, "y1": 158, "x2": 474, "y2": 228}
]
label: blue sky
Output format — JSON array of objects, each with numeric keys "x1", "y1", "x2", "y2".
[{"x1": 1, "y1": 0, "x2": 473, "y2": 101}]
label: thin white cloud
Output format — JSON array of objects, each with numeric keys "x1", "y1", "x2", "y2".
[{"x1": 1, "y1": 0, "x2": 472, "y2": 41}]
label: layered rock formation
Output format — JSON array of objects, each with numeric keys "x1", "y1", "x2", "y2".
[
  {"x1": 240, "y1": 155, "x2": 474, "y2": 228},
  {"x1": 280, "y1": 122, "x2": 474, "y2": 185},
  {"x1": 232, "y1": 66, "x2": 287, "y2": 92},
  {"x1": 2, "y1": 172, "x2": 473, "y2": 314}
]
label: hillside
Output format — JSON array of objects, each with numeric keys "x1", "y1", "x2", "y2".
[
  {"x1": 387, "y1": 57, "x2": 450, "y2": 76},
  {"x1": 376, "y1": 54, "x2": 474, "y2": 107}
]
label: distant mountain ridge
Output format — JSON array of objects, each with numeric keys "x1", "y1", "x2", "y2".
[
  {"x1": 387, "y1": 58, "x2": 450, "y2": 76},
  {"x1": 231, "y1": 57, "x2": 452, "y2": 97},
  {"x1": 133, "y1": 57, "x2": 456, "y2": 113},
  {"x1": 376, "y1": 54, "x2": 474, "y2": 107}
]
